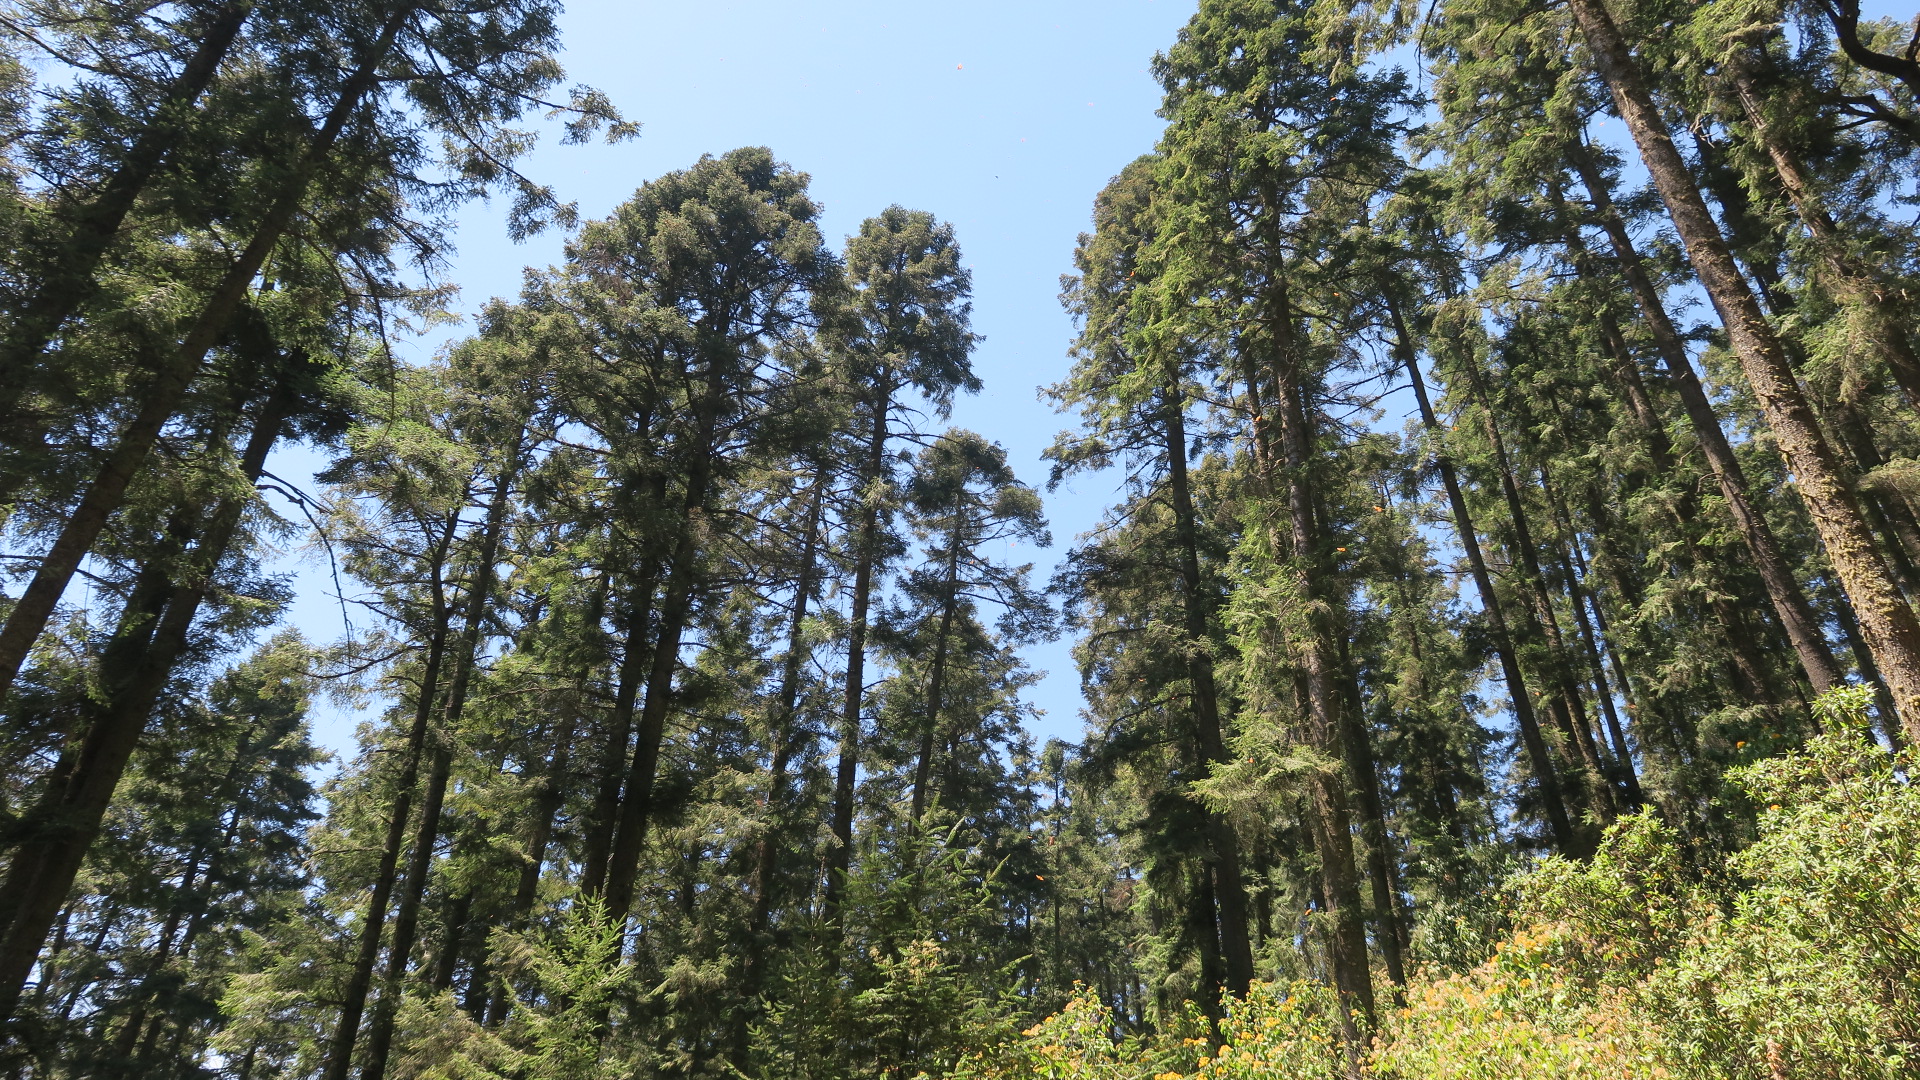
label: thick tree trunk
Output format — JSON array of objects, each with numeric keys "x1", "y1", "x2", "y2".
[
  {"x1": 825, "y1": 377, "x2": 893, "y2": 923},
  {"x1": 0, "y1": 1, "x2": 254, "y2": 424},
  {"x1": 1566, "y1": 137, "x2": 1850, "y2": 703},
  {"x1": 1263, "y1": 365, "x2": 1375, "y2": 1035},
  {"x1": 1385, "y1": 296, "x2": 1581, "y2": 854},
  {"x1": 599, "y1": 376, "x2": 726, "y2": 929},
  {"x1": 0, "y1": 3, "x2": 417, "y2": 703},
  {"x1": 0, "y1": 387, "x2": 296, "y2": 1023},
  {"x1": 579, "y1": 567, "x2": 657, "y2": 897},
  {"x1": 1162, "y1": 392, "x2": 1257, "y2": 999},
  {"x1": 1567, "y1": 0, "x2": 1920, "y2": 735}
]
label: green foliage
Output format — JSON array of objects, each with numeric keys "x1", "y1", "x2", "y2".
[{"x1": 985, "y1": 696, "x2": 1920, "y2": 1078}]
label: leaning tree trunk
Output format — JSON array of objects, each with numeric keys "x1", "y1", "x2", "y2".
[
  {"x1": 0, "y1": 1, "x2": 254, "y2": 425},
  {"x1": 0, "y1": 383, "x2": 298, "y2": 1023},
  {"x1": 1726, "y1": 50, "x2": 1920, "y2": 409},
  {"x1": 1385, "y1": 294, "x2": 1582, "y2": 854},
  {"x1": 1567, "y1": 0, "x2": 1920, "y2": 736},
  {"x1": 320, "y1": 529, "x2": 457, "y2": 1080},
  {"x1": 1565, "y1": 137, "x2": 1850, "y2": 702},
  {"x1": 1455, "y1": 347, "x2": 1619, "y2": 822},
  {"x1": 0, "y1": 3, "x2": 418, "y2": 704}
]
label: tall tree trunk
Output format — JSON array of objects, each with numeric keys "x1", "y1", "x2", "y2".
[
  {"x1": 1246, "y1": 268, "x2": 1373, "y2": 1031},
  {"x1": 579, "y1": 564, "x2": 657, "y2": 897},
  {"x1": 734, "y1": 472, "x2": 826, "y2": 1057},
  {"x1": 1455, "y1": 348, "x2": 1617, "y2": 822},
  {"x1": 1163, "y1": 388, "x2": 1257, "y2": 1000},
  {"x1": 1565, "y1": 136, "x2": 1850, "y2": 702},
  {"x1": 1539, "y1": 476, "x2": 1644, "y2": 804},
  {"x1": 359, "y1": 437, "x2": 522, "y2": 1080},
  {"x1": 1385, "y1": 294, "x2": 1581, "y2": 854},
  {"x1": 1566, "y1": 0, "x2": 1920, "y2": 735},
  {"x1": 599, "y1": 372, "x2": 727, "y2": 930},
  {"x1": 320, "y1": 540, "x2": 456, "y2": 1080},
  {"x1": 1726, "y1": 51, "x2": 1920, "y2": 408},
  {"x1": 1553, "y1": 197, "x2": 1783, "y2": 699},
  {"x1": 0, "y1": 3, "x2": 418, "y2": 702},
  {"x1": 908, "y1": 493, "x2": 966, "y2": 829},
  {"x1": 0, "y1": 385, "x2": 297, "y2": 1023},
  {"x1": 0, "y1": 1, "x2": 254, "y2": 424},
  {"x1": 825, "y1": 376, "x2": 893, "y2": 923},
  {"x1": 1334, "y1": 641, "x2": 1409, "y2": 994},
  {"x1": 482, "y1": 711, "x2": 578, "y2": 1027}
]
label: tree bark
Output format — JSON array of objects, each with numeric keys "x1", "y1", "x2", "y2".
[
  {"x1": 1567, "y1": 0, "x2": 1920, "y2": 734},
  {"x1": 0, "y1": 385, "x2": 296, "y2": 1023},
  {"x1": 1162, "y1": 389, "x2": 1257, "y2": 1000},
  {"x1": 579, "y1": 564, "x2": 657, "y2": 898},
  {"x1": 0, "y1": 3, "x2": 417, "y2": 703},
  {"x1": 0, "y1": 1, "x2": 254, "y2": 425},
  {"x1": 1385, "y1": 294, "x2": 1581, "y2": 854},
  {"x1": 598, "y1": 369, "x2": 726, "y2": 929},
  {"x1": 824, "y1": 375, "x2": 893, "y2": 924},
  {"x1": 1565, "y1": 136, "x2": 1850, "y2": 700}
]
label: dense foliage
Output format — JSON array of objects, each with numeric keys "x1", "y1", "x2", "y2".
[{"x1": 5, "y1": 0, "x2": 1920, "y2": 1077}]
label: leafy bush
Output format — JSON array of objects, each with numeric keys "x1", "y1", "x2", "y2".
[{"x1": 968, "y1": 692, "x2": 1920, "y2": 1080}]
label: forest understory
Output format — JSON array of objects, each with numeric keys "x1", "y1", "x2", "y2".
[{"x1": 4, "y1": 0, "x2": 1920, "y2": 1078}]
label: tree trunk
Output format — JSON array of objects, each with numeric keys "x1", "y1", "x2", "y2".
[
  {"x1": 0, "y1": 3, "x2": 417, "y2": 702},
  {"x1": 483, "y1": 712, "x2": 578, "y2": 1027},
  {"x1": 0, "y1": 1, "x2": 254, "y2": 424},
  {"x1": 909, "y1": 492, "x2": 966, "y2": 829},
  {"x1": 1456, "y1": 348, "x2": 1618, "y2": 821},
  {"x1": 599, "y1": 373, "x2": 726, "y2": 929},
  {"x1": 0, "y1": 386, "x2": 297, "y2": 1023},
  {"x1": 1726, "y1": 51, "x2": 1920, "y2": 408},
  {"x1": 579, "y1": 565, "x2": 657, "y2": 897},
  {"x1": 825, "y1": 376, "x2": 893, "y2": 923},
  {"x1": 359, "y1": 437, "x2": 522, "y2": 1080},
  {"x1": 1566, "y1": 135, "x2": 1850, "y2": 702},
  {"x1": 1163, "y1": 387, "x2": 1257, "y2": 1000},
  {"x1": 1334, "y1": 641, "x2": 1408, "y2": 993},
  {"x1": 1539, "y1": 476, "x2": 1645, "y2": 804},
  {"x1": 1567, "y1": 0, "x2": 1920, "y2": 734},
  {"x1": 1385, "y1": 294, "x2": 1581, "y2": 854},
  {"x1": 734, "y1": 472, "x2": 826, "y2": 1055}
]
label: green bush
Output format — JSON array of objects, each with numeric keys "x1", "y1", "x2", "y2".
[{"x1": 969, "y1": 693, "x2": 1920, "y2": 1080}]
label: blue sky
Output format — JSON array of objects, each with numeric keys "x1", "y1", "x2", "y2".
[{"x1": 273, "y1": 0, "x2": 1204, "y2": 755}]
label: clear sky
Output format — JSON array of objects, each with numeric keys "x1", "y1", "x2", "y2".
[{"x1": 272, "y1": 0, "x2": 1205, "y2": 756}]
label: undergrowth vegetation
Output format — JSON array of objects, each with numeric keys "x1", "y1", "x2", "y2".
[{"x1": 972, "y1": 697, "x2": 1920, "y2": 1080}]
